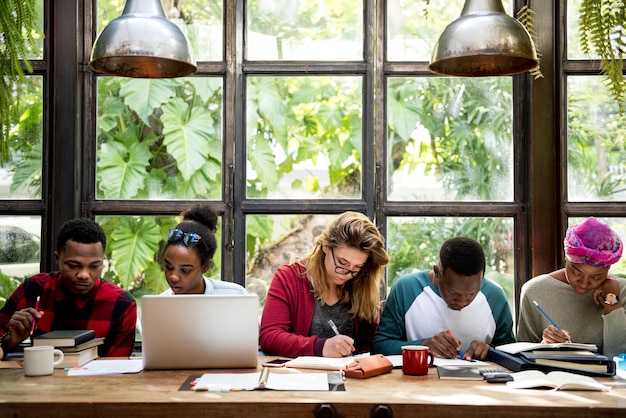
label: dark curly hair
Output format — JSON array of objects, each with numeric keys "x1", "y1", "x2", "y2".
[
  {"x1": 165, "y1": 204, "x2": 219, "y2": 269},
  {"x1": 56, "y1": 218, "x2": 106, "y2": 252},
  {"x1": 439, "y1": 237, "x2": 485, "y2": 276}
]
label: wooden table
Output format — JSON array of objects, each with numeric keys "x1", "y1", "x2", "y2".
[{"x1": 1, "y1": 358, "x2": 625, "y2": 418}]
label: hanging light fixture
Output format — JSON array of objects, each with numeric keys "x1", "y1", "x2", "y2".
[
  {"x1": 429, "y1": 0, "x2": 538, "y2": 77},
  {"x1": 89, "y1": 0, "x2": 197, "y2": 78}
]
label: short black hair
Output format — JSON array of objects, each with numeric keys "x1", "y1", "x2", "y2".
[
  {"x1": 439, "y1": 237, "x2": 485, "y2": 276},
  {"x1": 56, "y1": 218, "x2": 106, "y2": 252}
]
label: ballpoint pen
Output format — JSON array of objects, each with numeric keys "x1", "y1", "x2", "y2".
[
  {"x1": 446, "y1": 329, "x2": 465, "y2": 360},
  {"x1": 328, "y1": 319, "x2": 340, "y2": 336},
  {"x1": 30, "y1": 295, "x2": 40, "y2": 335}
]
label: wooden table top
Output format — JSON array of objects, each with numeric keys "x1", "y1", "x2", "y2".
[{"x1": 1, "y1": 358, "x2": 625, "y2": 418}]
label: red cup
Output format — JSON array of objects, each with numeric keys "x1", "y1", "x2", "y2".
[{"x1": 401, "y1": 345, "x2": 434, "y2": 376}]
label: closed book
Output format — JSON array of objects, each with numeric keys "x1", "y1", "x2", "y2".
[
  {"x1": 520, "y1": 351, "x2": 614, "y2": 373},
  {"x1": 55, "y1": 346, "x2": 99, "y2": 369},
  {"x1": 488, "y1": 348, "x2": 616, "y2": 377},
  {"x1": 437, "y1": 366, "x2": 484, "y2": 380},
  {"x1": 61, "y1": 337, "x2": 105, "y2": 353},
  {"x1": 33, "y1": 330, "x2": 96, "y2": 348}
]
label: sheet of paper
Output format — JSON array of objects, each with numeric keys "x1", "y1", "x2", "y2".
[
  {"x1": 285, "y1": 352, "x2": 369, "y2": 370},
  {"x1": 384, "y1": 355, "x2": 488, "y2": 368},
  {"x1": 194, "y1": 371, "x2": 330, "y2": 391},
  {"x1": 67, "y1": 359, "x2": 144, "y2": 376}
]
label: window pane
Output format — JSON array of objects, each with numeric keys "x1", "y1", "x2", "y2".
[
  {"x1": 567, "y1": 76, "x2": 626, "y2": 201},
  {"x1": 247, "y1": 76, "x2": 363, "y2": 199},
  {"x1": 1, "y1": 76, "x2": 43, "y2": 199},
  {"x1": 566, "y1": 0, "x2": 600, "y2": 59},
  {"x1": 0, "y1": 216, "x2": 41, "y2": 291},
  {"x1": 568, "y1": 217, "x2": 626, "y2": 276},
  {"x1": 245, "y1": 213, "x2": 338, "y2": 311},
  {"x1": 387, "y1": 77, "x2": 513, "y2": 201},
  {"x1": 386, "y1": 216, "x2": 515, "y2": 310},
  {"x1": 95, "y1": 214, "x2": 223, "y2": 298},
  {"x1": 246, "y1": 0, "x2": 363, "y2": 60},
  {"x1": 95, "y1": 77, "x2": 223, "y2": 200},
  {"x1": 97, "y1": 0, "x2": 222, "y2": 62},
  {"x1": 387, "y1": 0, "x2": 512, "y2": 62}
]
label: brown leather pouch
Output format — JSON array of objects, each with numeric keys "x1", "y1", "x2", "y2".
[{"x1": 344, "y1": 354, "x2": 393, "y2": 379}]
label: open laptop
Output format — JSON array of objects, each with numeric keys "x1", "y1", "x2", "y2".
[{"x1": 141, "y1": 294, "x2": 259, "y2": 370}]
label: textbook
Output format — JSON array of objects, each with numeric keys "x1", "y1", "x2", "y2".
[
  {"x1": 60, "y1": 337, "x2": 105, "y2": 353},
  {"x1": 495, "y1": 341, "x2": 598, "y2": 355},
  {"x1": 520, "y1": 351, "x2": 614, "y2": 373},
  {"x1": 488, "y1": 348, "x2": 616, "y2": 377},
  {"x1": 193, "y1": 369, "x2": 344, "y2": 391},
  {"x1": 506, "y1": 370, "x2": 610, "y2": 391},
  {"x1": 33, "y1": 330, "x2": 96, "y2": 348},
  {"x1": 55, "y1": 346, "x2": 99, "y2": 369}
]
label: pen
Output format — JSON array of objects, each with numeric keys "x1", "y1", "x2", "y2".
[
  {"x1": 30, "y1": 296, "x2": 40, "y2": 335},
  {"x1": 446, "y1": 329, "x2": 465, "y2": 360},
  {"x1": 328, "y1": 319, "x2": 340, "y2": 336},
  {"x1": 532, "y1": 300, "x2": 562, "y2": 331}
]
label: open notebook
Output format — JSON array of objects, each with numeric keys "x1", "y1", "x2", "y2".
[{"x1": 141, "y1": 294, "x2": 259, "y2": 369}]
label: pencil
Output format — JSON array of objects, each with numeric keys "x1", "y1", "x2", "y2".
[
  {"x1": 30, "y1": 296, "x2": 40, "y2": 335},
  {"x1": 532, "y1": 300, "x2": 562, "y2": 331}
]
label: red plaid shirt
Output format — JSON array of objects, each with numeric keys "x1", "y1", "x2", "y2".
[{"x1": 0, "y1": 272, "x2": 136, "y2": 357}]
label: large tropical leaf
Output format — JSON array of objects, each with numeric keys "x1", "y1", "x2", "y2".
[
  {"x1": 248, "y1": 134, "x2": 279, "y2": 190},
  {"x1": 98, "y1": 140, "x2": 153, "y2": 199},
  {"x1": 109, "y1": 218, "x2": 162, "y2": 289},
  {"x1": 120, "y1": 79, "x2": 177, "y2": 125},
  {"x1": 161, "y1": 97, "x2": 214, "y2": 181}
]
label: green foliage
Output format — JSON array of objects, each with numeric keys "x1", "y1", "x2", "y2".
[
  {"x1": 579, "y1": 0, "x2": 626, "y2": 113},
  {"x1": 0, "y1": 0, "x2": 43, "y2": 163}
]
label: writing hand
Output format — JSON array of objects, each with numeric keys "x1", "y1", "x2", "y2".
[
  {"x1": 423, "y1": 331, "x2": 461, "y2": 359},
  {"x1": 322, "y1": 335, "x2": 355, "y2": 357},
  {"x1": 6, "y1": 308, "x2": 42, "y2": 349},
  {"x1": 541, "y1": 325, "x2": 571, "y2": 344}
]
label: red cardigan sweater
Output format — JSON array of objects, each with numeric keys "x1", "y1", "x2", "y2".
[{"x1": 259, "y1": 263, "x2": 378, "y2": 357}]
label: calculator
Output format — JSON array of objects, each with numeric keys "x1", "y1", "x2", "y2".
[{"x1": 479, "y1": 368, "x2": 514, "y2": 383}]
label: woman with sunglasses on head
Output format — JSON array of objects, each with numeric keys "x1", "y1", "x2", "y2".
[
  {"x1": 160, "y1": 204, "x2": 246, "y2": 295},
  {"x1": 259, "y1": 211, "x2": 389, "y2": 358}
]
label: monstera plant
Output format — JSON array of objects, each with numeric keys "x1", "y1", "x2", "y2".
[{"x1": 0, "y1": 0, "x2": 42, "y2": 164}]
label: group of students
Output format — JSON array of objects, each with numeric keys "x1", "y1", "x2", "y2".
[{"x1": 1, "y1": 210, "x2": 625, "y2": 362}]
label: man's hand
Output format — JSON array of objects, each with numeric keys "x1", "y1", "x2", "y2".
[
  {"x1": 5, "y1": 308, "x2": 41, "y2": 349},
  {"x1": 422, "y1": 330, "x2": 460, "y2": 359}
]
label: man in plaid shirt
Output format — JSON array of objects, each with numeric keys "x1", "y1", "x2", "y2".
[{"x1": 0, "y1": 218, "x2": 137, "y2": 357}]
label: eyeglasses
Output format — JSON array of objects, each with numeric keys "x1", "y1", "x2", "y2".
[
  {"x1": 330, "y1": 247, "x2": 363, "y2": 278},
  {"x1": 168, "y1": 228, "x2": 206, "y2": 248}
]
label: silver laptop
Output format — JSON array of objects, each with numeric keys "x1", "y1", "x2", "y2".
[{"x1": 141, "y1": 294, "x2": 259, "y2": 369}]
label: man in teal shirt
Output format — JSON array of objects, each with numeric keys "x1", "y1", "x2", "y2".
[{"x1": 373, "y1": 237, "x2": 514, "y2": 360}]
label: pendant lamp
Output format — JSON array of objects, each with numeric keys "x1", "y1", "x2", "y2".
[
  {"x1": 429, "y1": 0, "x2": 538, "y2": 77},
  {"x1": 89, "y1": 0, "x2": 197, "y2": 78}
]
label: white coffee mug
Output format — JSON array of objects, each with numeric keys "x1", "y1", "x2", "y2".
[{"x1": 23, "y1": 345, "x2": 64, "y2": 376}]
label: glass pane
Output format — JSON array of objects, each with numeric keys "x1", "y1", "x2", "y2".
[
  {"x1": 0, "y1": 216, "x2": 41, "y2": 299},
  {"x1": 386, "y1": 216, "x2": 515, "y2": 310},
  {"x1": 95, "y1": 214, "x2": 223, "y2": 299},
  {"x1": 245, "y1": 213, "x2": 338, "y2": 312},
  {"x1": 387, "y1": 0, "x2": 513, "y2": 62},
  {"x1": 246, "y1": 76, "x2": 363, "y2": 199},
  {"x1": 387, "y1": 77, "x2": 513, "y2": 201},
  {"x1": 96, "y1": 0, "x2": 222, "y2": 62},
  {"x1": 567, "y1": 0, "x2": 601, "y2": 59},
  {"x1": 95, "y1": 77, "x2": 223, "y2": 200},
  {"x1": 1, "y1": 76, "x2": 43, "y2": 199},
  {"x1": 567, "y1": 76, "x2": 626, "y2": 201},
  {"x1": 568, "y1": 217, "x2": 626, "y2": 276},
  {"x1": 246, "y1": 0, "x2": 363, "y2": 60}
]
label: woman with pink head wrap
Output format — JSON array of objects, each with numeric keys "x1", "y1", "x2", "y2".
[{"x1": 517, "y1": 217, "x2": 626, "y2": 357}]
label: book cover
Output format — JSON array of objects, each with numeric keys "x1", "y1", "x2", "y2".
[
  {"x1": 436, "y1": 365, "x2": 484, "y2": 380},
  {"x1": 505, "y1": 370, "x2": 609, "y2": 391},
  {"x1": 34, "y1": 330, "x2": 96, "y2": 348},
  {"x1": 520, "y1": 351, "x2": 614, "y2": 373},
  {"x1": 55, "y1": 346, "x2": 99, "y2": 369},
  {"x1": 60, "y1": 337, "x2": 105, "y2": 353}
]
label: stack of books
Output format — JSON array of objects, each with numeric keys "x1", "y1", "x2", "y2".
[{"x1": 33, "y1": 330, "x2": 102, "y2": 369}]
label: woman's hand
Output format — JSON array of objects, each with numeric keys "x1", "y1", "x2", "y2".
[
  {"x1": 541, "y1": 325, "x2": 571, "y2": 344},
  {"x1": 322, "y1": 335, "x2": 355, "y2": 357}
]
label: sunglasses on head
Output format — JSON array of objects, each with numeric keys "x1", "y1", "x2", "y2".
[{"x1": 168, "y1": 228, "x2": 205, "y2": 248}]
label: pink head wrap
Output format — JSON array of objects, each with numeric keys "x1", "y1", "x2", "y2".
[{"x1": 564, "y1": 217, "x2": 623, "y2": 269}]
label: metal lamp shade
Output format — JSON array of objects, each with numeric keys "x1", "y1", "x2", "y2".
[
  {"x1": 89, "y1": 0, "x2": 197, "y2": 78},
  {"x1": 429, "y1": 0, "x2": 538, "y2": 77}
]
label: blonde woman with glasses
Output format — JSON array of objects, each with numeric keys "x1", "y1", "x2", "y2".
[{"x1": 259, "y1": 212, "x2": 389, "y2": 358}]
